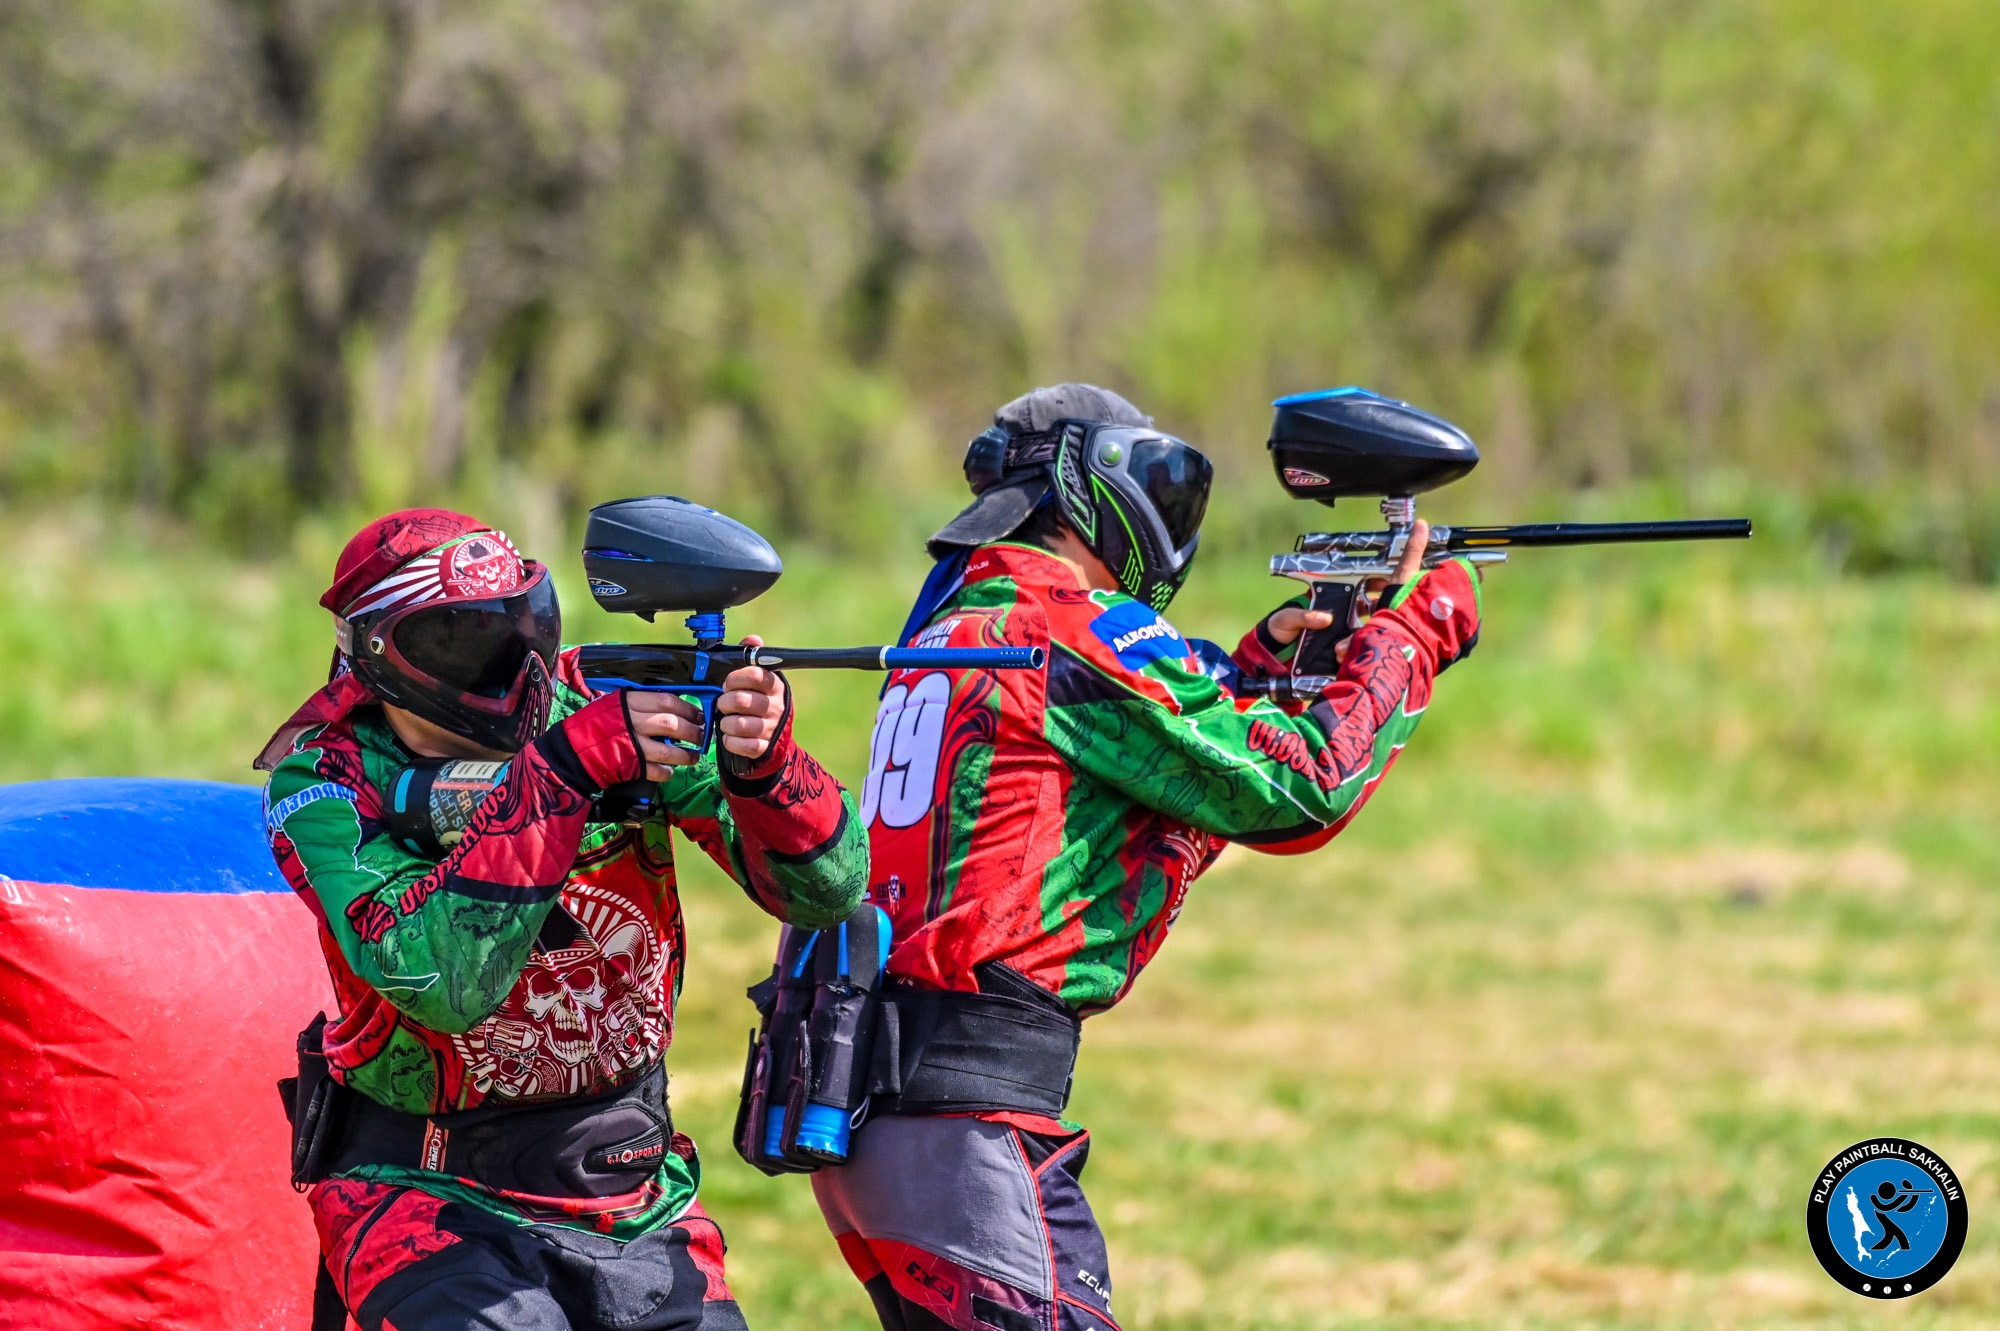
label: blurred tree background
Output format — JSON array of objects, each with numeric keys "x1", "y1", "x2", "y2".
[
  {"x1": 0, "y1": 0, "x2": 1994, "y2": 566},
  {"x1": 5, "y1": 7, "x2": 2000, "y2": 1326}
]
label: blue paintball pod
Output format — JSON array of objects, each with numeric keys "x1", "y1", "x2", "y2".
[
  {"x1": 737, "y1": 906, "x2": 894, "y2": 1173},
  {"x1": 781, "y1": 905, "x2": 893, "y2": 1164}
]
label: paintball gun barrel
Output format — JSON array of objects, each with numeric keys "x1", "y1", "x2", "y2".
[
  {"x1": 576, "y1": 495, "x2": 1041, "y2": 754},
  {"x1": 1253, "y1": 388, "x2": 1751, "y2": 694}
]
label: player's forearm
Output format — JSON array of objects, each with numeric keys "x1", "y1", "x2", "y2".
[{"x1": 720, "y1": 727, "x2": 868, "y2": 929}]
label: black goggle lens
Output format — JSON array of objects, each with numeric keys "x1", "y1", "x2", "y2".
[
  {"x1": 1129, "y1": 437, "x2": 1212, "y2": 549},
  {"x1": 390, "y1": 570, "x2": 561, "y2": 697}
]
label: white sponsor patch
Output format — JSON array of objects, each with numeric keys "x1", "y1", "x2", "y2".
[
  {"x1": 1111, "y1": 620, "x2": 1177, "y2": 653},
  {"x1": 912, "y1": 618, "x2": 963, "y2": 650}
]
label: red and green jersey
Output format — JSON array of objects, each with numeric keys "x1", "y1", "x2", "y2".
[
  {"x1": 261, "y1": 649, "x2": 866, "y2": 1233},
  {"x1": 862, "y1": 542, "x2": 1480, "y2": 1018}
]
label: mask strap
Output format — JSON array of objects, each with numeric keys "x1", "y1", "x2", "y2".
[{"x1": 1003, "y1": 430, "x2": 1064, "y2": 468}]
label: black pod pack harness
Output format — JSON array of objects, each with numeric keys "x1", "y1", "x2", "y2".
[{"x1": 281, "y1": 1013, "x2": 674, "y2": 1197}]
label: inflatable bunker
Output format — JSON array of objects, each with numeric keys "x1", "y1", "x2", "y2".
[{"x1": 0, "y1": 779, "x2": 332, "y2": 1330}]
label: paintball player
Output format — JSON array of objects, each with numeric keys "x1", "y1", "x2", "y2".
[
  {"x1": 809, "y1": 385, "x2": 1481, "y2": 1330},
  {"x1": 257, "y1": 509, "x2": 867, "y2": 1331}
]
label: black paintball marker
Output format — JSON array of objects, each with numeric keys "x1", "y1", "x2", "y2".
[
  {"x1": 386, "y1": 496, "x2": 1043, "y2": 840},
  {"x1": 1250, "y1": 388, "x2": 1751, "y2": 696},
  {"x1": 576, "y1": 496, "x2": 1042, "y2": 814}
]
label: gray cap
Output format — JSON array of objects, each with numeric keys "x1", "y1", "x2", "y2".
[
  {"x1": 928, "y1": 383, "x2": 1152, "y2": 556},
  {"x1": 993, "y1": 382, "x2": 1151, "y2": 434}
]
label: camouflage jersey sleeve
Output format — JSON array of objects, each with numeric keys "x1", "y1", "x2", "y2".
[
  {"x1": 1043, "y1": 559, "x2": 1483, "y2": 854},
  {"x1": 655, "y1": 690, "x2": 867, "y2": 932},
  {"x1": 264, "y1": 692, "x2": 651, "y2": 1035}
]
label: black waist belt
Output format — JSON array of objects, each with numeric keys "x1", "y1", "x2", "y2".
[
  {"x1": 328, "y1": 1060, "x2": 674, "y2": 1199},
  {"x1": 881, "y1": 985, "x2": 1081, "y2": 1117}
]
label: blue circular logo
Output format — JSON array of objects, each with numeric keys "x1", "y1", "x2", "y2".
[{"x1": 1808, "y1": 1138, "x2": 1967, "y2": 1298}]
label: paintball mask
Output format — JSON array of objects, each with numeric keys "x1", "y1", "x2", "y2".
[
  {"x1": 1046, "y1": 421, "x2": 1210, "y2": 610},
  {"x1": 332, "y1": 524, "x2": 562, "y2": 754},
  {"x1": 935, "y1": 393, "x2": 1212, "y2": 610}
]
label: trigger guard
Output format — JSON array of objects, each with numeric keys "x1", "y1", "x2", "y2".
[{"x1": 671, "y1": 692, "x2": 717, "y2": 753}]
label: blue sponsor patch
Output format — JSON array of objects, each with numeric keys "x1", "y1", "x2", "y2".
[
  {"x1": 1090, "y1": 599, "x2": 1191, "y2": 669},
  {"x1": 265, "y1": 781, "x2": 359, "y2": 833}
]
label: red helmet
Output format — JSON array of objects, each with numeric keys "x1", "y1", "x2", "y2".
[{"x1": 324, "y1": 510, "x2": 561, "y2": 753}]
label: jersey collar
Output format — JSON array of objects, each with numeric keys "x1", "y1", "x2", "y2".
[
  {"x1": 253, "y1": 672, "x2": 377, "y2": 772},
  {"x1": 964, "y1": 541, "x2": 1089, "y2": 591}
]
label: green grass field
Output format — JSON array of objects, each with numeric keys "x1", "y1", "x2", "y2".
[{"x1": 6, "y1": 503, "x2": 1999, "y2": 1327}]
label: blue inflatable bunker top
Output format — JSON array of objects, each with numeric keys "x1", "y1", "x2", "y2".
[{"x1": 0, "y1": 778, "x2": 288, "y2": 894}]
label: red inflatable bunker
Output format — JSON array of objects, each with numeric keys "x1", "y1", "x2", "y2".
[{"x1": 0, "y1": 779, "x2": 333, "y2": 1330}]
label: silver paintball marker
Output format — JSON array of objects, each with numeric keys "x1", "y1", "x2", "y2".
[{"x1": 1246, "y1": 388, "x2": 1752, "y2": 698}]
